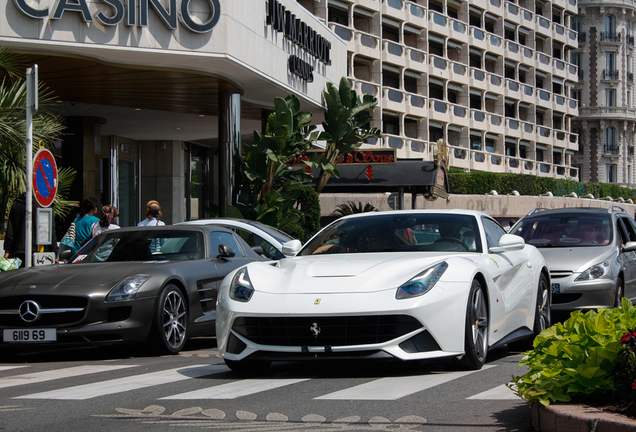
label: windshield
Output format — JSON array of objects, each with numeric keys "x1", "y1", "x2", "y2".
[
  {"x1": 73, "y1": 230, "x2": 205, "y2": 263},
  {"x1": 510, "y1": 214, "x2": 612, "y2": 247},
  {"x1": 298, "y1": 213, "x2": 481, "y2": 255}
]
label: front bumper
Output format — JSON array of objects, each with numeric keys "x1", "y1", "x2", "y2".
[{"x1": 550, "y1": 275, "x2": 616, "y2": 312}]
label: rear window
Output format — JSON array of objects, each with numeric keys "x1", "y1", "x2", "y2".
[{"x1": 510, "y1": 214, "x2": 612, "y2": 247}]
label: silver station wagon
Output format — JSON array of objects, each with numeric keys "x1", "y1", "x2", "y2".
[{"x1": 510, "y1": 206, "x2": 636, "y2": 316}]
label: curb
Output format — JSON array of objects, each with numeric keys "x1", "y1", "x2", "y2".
[{"x1": 532, "y1": 403, "x2": 636, "y2": 431}]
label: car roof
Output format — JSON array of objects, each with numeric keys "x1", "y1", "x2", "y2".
[
  {"x1": 107, "y1": 225, "x2": 236, "y2": 234},
  {"x1": 176, "y1": 218, "x2": 295, "y2": 242},
  {"x1": 337, "y1": 209, "x2": 492, "y2": 220}
]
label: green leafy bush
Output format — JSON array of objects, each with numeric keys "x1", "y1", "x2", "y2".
[{"x1": 510, "y1": 298, "x2": 636, "y2": 406}]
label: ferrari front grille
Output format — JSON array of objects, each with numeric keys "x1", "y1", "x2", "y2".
[{"x1": 231, "y1": 315, "x2": 422, "y2": 347}]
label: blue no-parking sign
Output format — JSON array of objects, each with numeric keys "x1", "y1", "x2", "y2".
[{"x1": 32, "y1": 148, "x2": 58, "y2": 208}]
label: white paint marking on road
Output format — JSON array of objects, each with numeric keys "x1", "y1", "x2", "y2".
[
  {"x1": 14, "y1": 364, "x2": 228, "y2": 400},
  {"x1": 161, "y1": 378, "x2": 310, "y2": 400},
  {"x1": 0, "y1": 365, "x2": 136, "y2": 390},
  {"x1": 315, "y1": 365, "x2": 496, "y2": 400},
  {"x1": 0, "y1": 366, "x2": 29, "y2": 372},
  {"x1": 466, "y1": 384, "x2": 521, "y2": 400}
]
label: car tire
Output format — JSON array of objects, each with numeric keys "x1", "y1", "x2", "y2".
[
  {"x1": 224, "y1": 358, "x2": 271, "y2": 375},
  {"x1": 508, "y1": 273, "x2": 551, "y2": 352},
  {"x1": 149, "y1": 284, "x2": 188, "y2": 354},
  {"x1": 460, "y1": 279, "x2": 488, "y2": 370},
  {"x1": 613, "y1": 276, "x2": 624, "y2": 308}
]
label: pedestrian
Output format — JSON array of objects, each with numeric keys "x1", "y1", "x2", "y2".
[
  {"x1": 70, "y1": 197, "x2": 100, "y2": 255},
  {"x1": 138, "y1": 200, "x2": 165, "y2": 253},
  {"x1": 3, "y1": 192, "x2": 59, "y2": 266},
  {"x1": 138, "y1": 200, "x2": 165, "y2": 227},
  {"x1": 505, "y1": 219, "x2": 517, "y2": 232},
  {"x1": 91, "y1": 205, "x2": 120, "y2": 237}
]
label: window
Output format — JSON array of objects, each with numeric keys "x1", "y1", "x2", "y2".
[
  {"x1": 606, "y1": 52, "x2": 616, "y2": 71},
  {"x1": 571, "y1": 16, "x2": 581, "y2": 33},
  {"x1": 606, "y1": 89, "x2": 616, "y2": 106},
  {"x1": 607, "y1": 164, "x2": 617, "y2": 183},
  {"x1": 605, "y1": 15, "x2": 616, "y2": 35},
  {"x1": 210, "y1": 232, "x2": 244, "y2": 257},
  {"x1": 481, "y1": 217, "x2": 506, "y2": 249}
]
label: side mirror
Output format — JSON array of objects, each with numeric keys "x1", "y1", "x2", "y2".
[
  {"x1": 215, "y1": 244, "x2": 236, "y2": 259},
  {"x1": 281, "y1": 239, "x2": 302, "y2": 256},
  {"x1": 59, "y1": 249, "x2": 73, "y2": 263},
  {"x1": 252, "y1": 245, "x2": 265, "y2": 256},
  {"x1": 489, "y1": 234, "x2": 526, "y2": 253},
  {"x1": 624, "y1": 241, "x2": 636, "y2": 253}
]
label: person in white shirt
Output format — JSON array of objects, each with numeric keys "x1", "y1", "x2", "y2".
[
  {"x1": 91, "y1": 205, "x2": 120, "y2": 238},
  {"x1": 137, "y1": 200, "x2": 165, "y2": 252}
]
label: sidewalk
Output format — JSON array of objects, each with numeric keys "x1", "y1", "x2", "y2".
[{"x1": 532, "y1": 403, "x2": 636, "y2": 431}]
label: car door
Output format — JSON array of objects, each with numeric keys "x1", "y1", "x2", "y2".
[
  {"x1": 619, "y1": 217, "x2": 636, "y2": 300},
  {"x1": 479, "y1": 217, "x2": 535, "y2": 342}
]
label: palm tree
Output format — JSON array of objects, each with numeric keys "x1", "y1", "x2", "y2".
[
  {"x1": 0, "y1": 48, "x2": 74, "y2": 233},
  {"x1": 332, "y1": 201, "x2": 377, "y2": 217}
]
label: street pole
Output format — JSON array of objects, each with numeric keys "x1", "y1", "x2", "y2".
[{"x1": 25, "y1": 65, "x2": 38, "y2": 268}]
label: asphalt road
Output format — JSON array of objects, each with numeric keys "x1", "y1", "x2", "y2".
[{"x1": 0, "y1": 338, "x2": 534, "y2": 432}]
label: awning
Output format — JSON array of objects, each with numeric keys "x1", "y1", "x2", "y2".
[
  {"x1": 505, "y1": 59, "x2": 516, "y2": 67},
  {"x1": 447, "y1": 40, "x2": 463, "y2": 51},
  {"x1": 470, "y1": 130, "x2": 483, "y2": 137},
  {"x1": 447, "y1": 82, "x2": 464, "y2": 91},
  {"x1": 429, "y1": 120, "x2": 443, "y2": 128},
  {"x1": 470, "y1": 89, "x2": 482, "y2": 96},
  {"x1": 328, "y1": 0, "x2": 349, "y2": 11},
  {"x1": 519, "y1": 140, "x2": 531, "y2": 146},
  {"x1": 353, "y1": 7, "x2": 374, "y2": 18},
  {"x1": 553, "y1": 76, "x2": 564, "y2": 84},
  {"x1": 504, "y1": 21, "x2": 516, "y2": 30},
  {"x1": 486, "y1": 12, "x2": 499, "y2": 21},
  {"x1": 553, "y1": 148, "x2": 563, "y2": 153},
  {"x1": 505, "y1": 137, "x2": 517, "y2": 144},
  {"x1": 565, "y1": 80, "x2": 576, "y2": 88},
  {"x1": 382, "y1": 16, "x2": 400, "y2": 28},
  {"x1": 383, "y1": 64, "x2": 401, "y2": 74},
  {"x1": 505, "y1": 98, "x2": 516, "y2": 105},
  {"x1": 354, "y1": 54, "x2": 374, "y2": 64},
  {"x1": 519, "y1": 64, "x2": 530, "y2": 73},
  {"x1": 485, "y1": 133, "x2": 499, "y2": 140},
  {"x1": 519, "y1": 101, "x2": 531, "y2": 108},
  {"x1": 536, "y1": 144, "x2": 548, "y2": 151},
  {"x1": 428, "y1": 33, "x2": 445, "y2": 44},
  {"x1": 404, "y1": 24, "x2": 422, "y2": 35},
  {"x1": 469, "y1": 5, "x2": 483, "y2": 15},
  {"x1": 536, "y1": 70, "x2": 547, "y2": 78},
  {"x1": 404, "y1": 70, "x2": 422, "y2": 79},
  {"x1": 469, "y1": 47, "x2": 482, "y2": 56},
  {"x1": 311, "y1": 161, "x2": 451, "y2": 197},
  {"x1": 485, "y1": 53, "x2": 499, "y2": 62},
  {"x1": 448, "y1": 124, "x2": 463, "y2": 132},
  {"x1": 429, "y1": 77, "x2": 444, "y2": 86},
  {"x1": 447, "y1": 0, "x2": 462, "y2": 7},
  {"x1": 485, "y1": 92, "x2": 499, "y2": 101},
  {"x1": 518, "y1": 27, "x2": 531, "y2": 36}
]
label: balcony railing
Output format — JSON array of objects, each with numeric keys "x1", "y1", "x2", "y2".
[
  {"x1": 600, "y1": 32, "x2": 621, "y2": 43},
  {"x1": 604, "y1": 145, "x2": 620, "y2": 155},
  {"x1": 603, "y1": 69, "x2": 619, "y2": 80}
]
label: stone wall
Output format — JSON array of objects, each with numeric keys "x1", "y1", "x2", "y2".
[{"x1": 319, "y1": 193, "x2": 636, "y2": 220}]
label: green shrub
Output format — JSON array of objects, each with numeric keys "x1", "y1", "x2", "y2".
[{"x1": 510, "y1": 298, "x2": 636, "y2": 406}]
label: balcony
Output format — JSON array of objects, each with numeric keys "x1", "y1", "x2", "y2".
[
  {"x1": 602, "y1": 69, "x2": 619, "y2": 80},
  {"x1": 604, "y1": 145, "x2": 620, "y2": 155},
  {"x1": 600, "y1": 32, "x2": 621, "y2": 43}
]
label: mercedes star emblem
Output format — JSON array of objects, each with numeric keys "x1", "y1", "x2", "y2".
[{"x1": 19, "y1": 300, "x2": 40, "y2": 323}]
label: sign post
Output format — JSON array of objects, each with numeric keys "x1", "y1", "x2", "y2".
[{"x1": 25, "y1": 65, "x2": 38, "y2": 268}]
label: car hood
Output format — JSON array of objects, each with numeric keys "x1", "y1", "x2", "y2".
[
  {"x1": 0, "y1": 262, "x2": 168, "y2": 293},
  {"x1": 536, "y1": 245, "x2": 616, "y2": 272},
  {"x1": 243, "y1": 252, "x2": 465, "y2": 294}
]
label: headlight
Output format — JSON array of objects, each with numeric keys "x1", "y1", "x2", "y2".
[
  {"x1": 230, "y1": 268, "x2": 254, "y2": 302},
  {"x1": 396, "y1": 262, "x2": 448, "y2": 299},
  {"x1": 575, "y1": 261, "x2": 610, "y2": 281},
  {"x1": 106, "y1": 275, "x2": 150, "y2": 301}
]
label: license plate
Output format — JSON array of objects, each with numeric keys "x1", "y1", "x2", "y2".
[
  {"x1": 551, "y1": 283, "x2": 560, "y2": 293},
  {"x1": 3, "y1": 329, "x2": 56, "y2": 343}
]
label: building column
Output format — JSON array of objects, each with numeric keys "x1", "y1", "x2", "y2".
[{"x1": 218, "y1": 91, "x2": 242, "y2": 217}]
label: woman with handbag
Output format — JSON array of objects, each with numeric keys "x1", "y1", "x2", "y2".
[{"x1": 67, "y1": 197, "x2": 99, "y2": 255}]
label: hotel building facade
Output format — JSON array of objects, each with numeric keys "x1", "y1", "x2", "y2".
[{"x1": 0, "y1": 0, "x2": 591, "y2": 225}]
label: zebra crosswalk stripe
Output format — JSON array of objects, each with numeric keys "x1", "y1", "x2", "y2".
[
  {"x1": 0, "y1": 365, "x2": 136, "y2": 390},
  {"x1": 13, "y1": 364, "x2": 227, "y2": 400},
  {"x1": 161, "y1": 378, "x2": 311, "y2": 400},
  {"x1": 466, "y1": 384, "x2": 520, "y2": 400},
  {"x1": 315, "y1": 365, "x2": 496, "y2": 400},
  {"x1": 0, "y1": 366, "x2": 29, "y2": 372}
]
